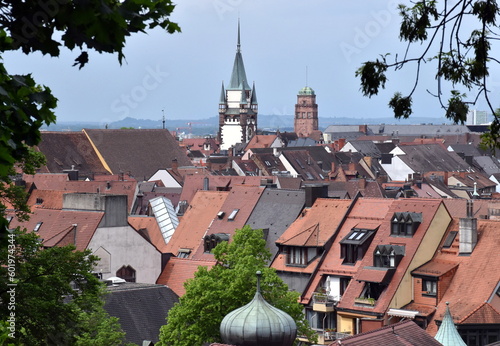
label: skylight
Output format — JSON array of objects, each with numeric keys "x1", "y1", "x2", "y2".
[
  {"x1": 228, "y1": 209, "x2": 239, "y2": 221},
  {"x1": 34, "y1": 222, "x2": 43, "y2": 232},
  {"x1": 150, "y1": 196, "x2": 179, "y2": 244}
]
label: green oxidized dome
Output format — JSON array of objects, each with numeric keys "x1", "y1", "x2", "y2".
[{"x1": 298, "y1": 86, "x2": 315, "y2": 95}]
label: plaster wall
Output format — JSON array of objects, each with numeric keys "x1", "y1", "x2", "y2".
[
  {"x1": 381, "y1": 156, "x2": 414, "y2": 181},
  {"x1": 88, "y1": 225, "x2": 161, "y2": 284},
  {"x1": 220, "y1": 124, "x2": 243, "y2": 151}
]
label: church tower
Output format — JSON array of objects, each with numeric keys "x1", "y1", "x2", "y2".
[
  {"x1": 218, "y1": 21, "x2": 258, "y2": 151},
  {"x1": 294, "y1": 86, "x2": 318, "y2": 138}
]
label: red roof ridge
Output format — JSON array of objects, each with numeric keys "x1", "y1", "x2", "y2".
[{"x1": 458, "y1": 302, "x2": 500, "y2": 324}]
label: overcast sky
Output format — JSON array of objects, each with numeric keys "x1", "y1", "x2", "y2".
[{"x1": 3, "y1": 0, "x2": 499, "y2": 126}]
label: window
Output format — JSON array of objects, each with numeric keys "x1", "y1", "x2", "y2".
[
  {"x1": 359, "y1": 282, "x2": 384, "y2": 301},
  {"x1": 340, "y1": 228, "x2": 377, "y2": 265},
  {"x1": 34, "y1": 222, "x2": 43, "y2": 232},
  {"x1": 286, "y1": 247, "x2": 308, "y2": 266},
  {"x1": 228, "y1": 209, "x2": 239, "y2": 221},
  {"x1": 374, "y1": 245, "x2": 404, "y2": 268},
  {"x1": 116, "y1": 265, "x2": 136, "y2": 283},
  {"x1": 422, "y1": 279, "x2": 437, "y2": 296},
  {"x1": 177, "y1": 249, "x2": 191, "y2": 258},
  {"x1": 391, "y1": 212, "x2": 422, "y2": 236},
  {"x1": 204, "y1": 233, "x2": 229, "y2": 253}
]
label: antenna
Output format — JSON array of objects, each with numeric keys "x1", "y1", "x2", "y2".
[{"x1": 162, "y1": 109, "x2": 165, "y2": 129}]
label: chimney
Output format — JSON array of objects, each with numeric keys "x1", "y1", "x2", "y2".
[
  {"x1": 273, "y1": 147, "x2": 279, "y2": 157},
  {"x1": 348, "y1": 162, "x2": 356, "y2": 172},
  {"x1": 358, "y1": 178, "x2": 366, "y2": 190},
  {"x1": 64, "y1": 166, "x2": 79, "y2": 181},
  {"x1": 203, "y1": 176, "x2": 209, "y2": 191},
  {"x1": 331, "y1": 161, "x2": 336, "y2": 173},
  {"x1": 338, "y1": 138, "x2": 346, "y2": 150},
  {"x1": 171, "y1": 158, "x2": 179, "y2": 172},
  {"x1": 358, "y1": 125, "x2": 367, "y2": 134},
  {"x1": 304, "y1": 183, "x2": 328, "y2": 208},
  {"x1": 459, "y1": 200, "x2": 478, "y2": 255}
]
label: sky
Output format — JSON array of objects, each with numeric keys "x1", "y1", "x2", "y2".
[{"x1": 3, "y1": 0, "x2": 500, "y2": 127}]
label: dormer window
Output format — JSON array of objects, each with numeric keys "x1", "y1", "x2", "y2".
[
  {"x1": 340, "y1": 227, "x2": 378, "y2": 265},
  {"x1": 204, "y1": 233, "x2": 229, "y2": 253},
  {"x1": 391, "y1": 212, "x2": 422, "y2": 236},
  {"x1": 177, "y1": 248, "x2": 191, "y2": 258},
  {"x1": 285, "y1": 246, "x2": 309, "y2": 266},
  {"x1": 373, "y1": 245, "x2": 405, "y2": 268}
]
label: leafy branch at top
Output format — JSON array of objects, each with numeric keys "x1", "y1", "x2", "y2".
[{"x1": 356, "y1": 0, "x2": 500, "y2": 150}]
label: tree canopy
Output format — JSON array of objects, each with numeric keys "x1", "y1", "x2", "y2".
[
  {"x1": 158, "y1": 225, "x2": 316, "y2": 346},
  {"x1": 356, "y1": 0, "x2": 500, "y2": 149}
]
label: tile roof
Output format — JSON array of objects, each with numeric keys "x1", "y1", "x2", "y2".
[
  {"x1": 246, "y1": 188, "x2": 305, "y2": 260},
  {"x1": 191, "y1": 185, "x2": 265, "y2": 259},
  {"x1": 27, "y1": 189, "x2": 70, "y2": 210},
  {"x1": 442, "y1": 198, "x2": 490, "y2": 219},
  {"x1": 163, "y1": 190, "x2": 229, "y2": 257},
  {"x1": 128, "y1": 216, "x2": 168, "y2": 253},
  {"x1": 104, "y1": 282, "x2": 179, "y2": 345},
  {"x1": 156, "y1": 257, "x2": 216, "y2": 297},
  {"x1": 244, "y1": 134, "x2": 278, "y2": 149},
  {"x1": 178, "y1": 175, "x2": 271, "y2": 205},
  {"x1": 329, "y1": 320, "x2": 442, "y2": 345},
  {"x1": 9, "y1": 208, "x2": 103, "y2": 251},
  {"x1": 426, "y1": 219, "x2": 500, "y2": 335},
  {"x1": 281, "y1": 150, "x2": 326, "y2": 181},
  {"x1": 396, "y1": 144, "x2": 472, "y2": 173},
  {"x1": 83, "y1": 129, "x2": 191, "y2": 180},
  {"x1": 37, "y1": 131, "x2": 109, "y2": 178},
  {"x1": 336, "y1": 199, "x2": 447, "y2": 315},
  {"x1": 412, "y1": 260, "x2": 458, "y2": 277},
  {"x1": 459, "y1": 302, "x2": 500, "y2": 324}
]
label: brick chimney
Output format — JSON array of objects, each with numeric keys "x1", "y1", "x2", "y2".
[
  {"x1": 459, "y1": 200, "x2": 477, "y2": 255},
  {"x1": 359, "y1": 125, "x2": 368, "y2": 134},
  {"x1": 171, "y1": 158, "x2": 179, "y2": 172},
  {"x1": 358, "y1": 178, "x2": 366, "y2": 190}
]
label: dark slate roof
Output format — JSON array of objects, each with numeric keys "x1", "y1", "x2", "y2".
[
  {"x1": 374, "y1": 142, "x2": 397, "y2": 154},
  {"x1": 330, "y1": 320, "x2": 442, "y2": 345},
  {"x1": 104, "y1": 282, "x2": 179, "y2": 345},
  {"x1": 345, "y1": 141, "x2": 382, "y2": 158},
  {"x1": 282, "y1": 146, "x2": 336, "y2": 171},
  {"x1": 328, "y1": 131, "x2": 365, "y2": 141},
  {"x1": 281, "y1": 150, "x2": 326, "y2": 181},
  {"x1": 398, "y1": 144, "x2": 472, "y2": 172},
  {"x1": 246, "y1": 188, "x2": 305, "y2": 261},
  {"x1": 334, "y1": 152, "x2": 365, "y2": 164},
  {"x1": 448, "y1": 144, "x2": 483, "y2": 157},
  {"x1": 473, "y1": 156, "x2": 500, "y2": 176},
  {"x1": 83, "y1": 129, "x2": 191, "y2": 181},
  {"x1": 37, "y1": 131, "x2": 109, "y2": 178},
  {"x1": 287, "y1": 137, "x2": 318, "y2": 147}
]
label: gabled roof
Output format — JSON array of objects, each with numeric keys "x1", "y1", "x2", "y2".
[
  {"x1": 426, "y1": 219, "x2": 500, "y2": 335},
  {"x1": 191, "y1": 184, "x2": 265, "y2": 259},
  {"x1": 9, "y1": 208, "x2": 103, "y2": 251},
  {"x1": 473, "y1": 155, "x2": 500, "y2": 176},
  {"x1": 104, "y1": 282, "x2": 179, "y2": 345},
  {"x1": 163, "y1": 190, "x2": 229, "y2": 257},
  {"x1": 245, "y1": 135, "x2": 278, "y2": 150},
  {"x1": 281, "y1": 150, "x2": 325, "y2": 181},
  {"x1": 329, "y1": 320, "x2": 442, "y2": 345},
  {"x1": 156, "y1": 257, "x2": 216, "y2": 297},
  {"x1": 83, "y1": 129, "x2": 191, "y2": 180},
  {"x1": 179, "y1": 175, "x2": 271, "y2": 205},
  {"x1": 246, "y1": 188, "x2": 305, "y2": 260},
  {"x1": 37, "y1": 131, "x2": 109, "y2": 178},
  {"x1": 336, "y1": 199, "x2": 447, "y2": 315},
  {"x1": 128, "y1": 216, "x2": 168, "y2": 253},
  {"x1": 396, "y1": 144, "x2": 472, "y2": 172},
  {"x1": 459, "y1": 302, "x2": 500, "y2": 324},
  {"x1": 343, "y1": 141, "x2": 382, "y2": 158}
]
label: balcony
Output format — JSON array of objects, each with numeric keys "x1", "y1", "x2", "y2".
[{"x1": 312, "y1": 292, "x2": 339, "y2": 312}]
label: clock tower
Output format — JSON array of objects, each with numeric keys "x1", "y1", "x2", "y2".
[{"x1": 294, "y1": 86, "x2": 318, "y2": 138}]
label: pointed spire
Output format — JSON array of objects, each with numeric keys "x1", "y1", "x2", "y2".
[
  {"x1": 434, "y1": 302, "x2": 467, "y2": 346},
  {"x1": 251, "y1": 81, "x2": 258, "y2": 104},
  {"x1": 237, "y1": 18, "x2": 241, "y2": 53},
  {"x1": 228, "y1": 20, "x2": 250, "y2": 90},
  {"x1": 219, "y1": 81, "x2": 226, "y2": 104}
]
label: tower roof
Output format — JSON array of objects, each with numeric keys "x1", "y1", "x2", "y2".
[
  {"x1": 251, "y1": 82, "x2": 258, "y2": 104},
  {"x1": 434, "y1": 302, "x2": 467, "y2": 346},
  {"x1": 228, "y1": 20, "x2": 251, "y2": 91},
  {"x1": 220, "y1": 271, "x2": 297, "y2": 346},
  {"x1": 219, "y1": 81, "x2": 226, "y2": 104},
  {"x1": 298, "y1": 86, "x2": 315, "y2": 95}
]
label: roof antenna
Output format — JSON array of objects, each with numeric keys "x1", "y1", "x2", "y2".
[{"x1": 162, "y1": 109, "x2": 165, "y2": 129}]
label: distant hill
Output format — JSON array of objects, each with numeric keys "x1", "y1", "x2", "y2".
[{"x1": 44, "y1": 115, "x2": 455, "y2": 135}]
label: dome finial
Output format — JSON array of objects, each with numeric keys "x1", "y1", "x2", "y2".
[{"x1": 256, "y1": 270, "x2": 262, "y2": 293}]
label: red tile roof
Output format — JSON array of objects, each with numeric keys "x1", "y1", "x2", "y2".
[
  {"x1": 329, "y1": 320, "x2": 441, "y2": 345},
  {"x1": 411, "y1": 260, "x2": 458, "y2": 277},
  {"x1": 426, "y1": 219, "x2": 500, "y2": 335},
  {"x1": 128, "y1": 216, "x2": 167, "y2": 253},
  {"x1": 9, "y1": 208, "x2": 103, "y2": 251},
  {"x1": 459, "y1": 302, "x2": 500, "y2": 324},
  {"x1": 163, "y1": 190, "x2": 229, "y2": 257},
  {"x1": 156, "y1": 257, "x2": 216, "y2": 297}
]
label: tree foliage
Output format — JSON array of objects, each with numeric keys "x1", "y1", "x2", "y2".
[
  {"x1": 0, "y1": 0, "x2": 179, "y2": 247},
  {"x1": 158, "y1": 226, "x2": 316, "y2": 346},
  {"x1": 0, "y1": 229, "x2": 125, "y2": 345},
  {"x1": 357, "y1": 0, "x2": 500, "y2": 150}
]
